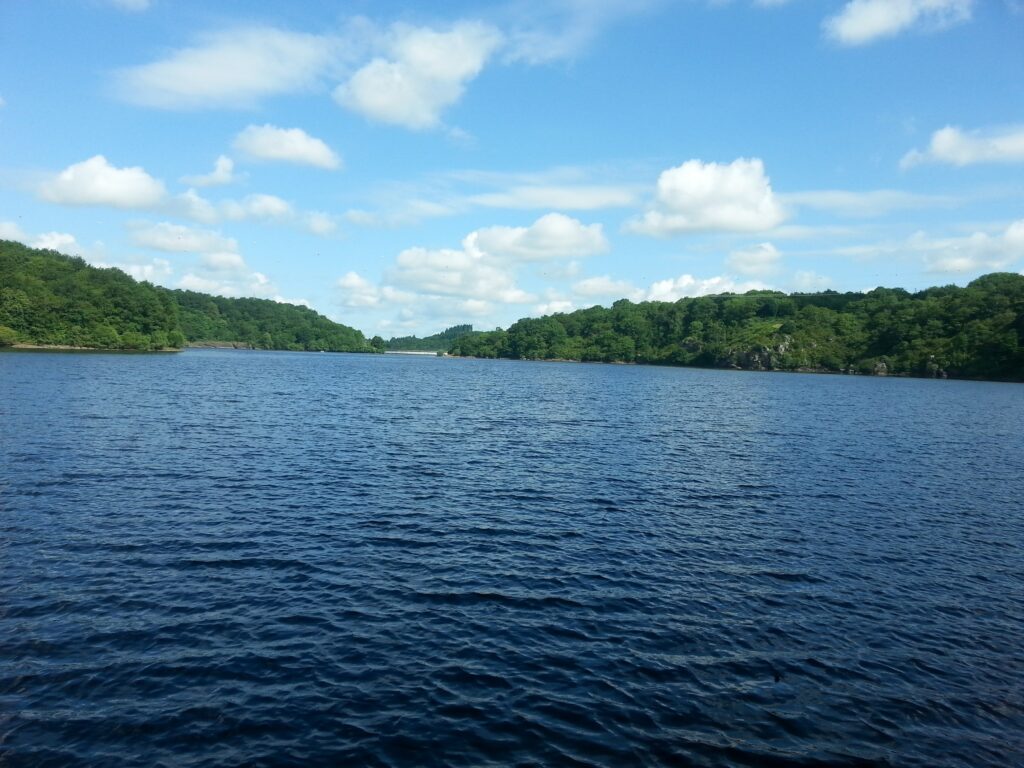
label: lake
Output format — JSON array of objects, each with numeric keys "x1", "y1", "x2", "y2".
[{"x1": 1, "y1": 349, "x2": 1022, "y2": 766}]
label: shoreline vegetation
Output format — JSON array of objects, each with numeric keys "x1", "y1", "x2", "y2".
[
  {"x1": 3, "y1": 239, "x2": 1022, "y2": 382},
  {"x1": 444, "y1": 273, "x2": 1024, "y2": 383},
  {"x1": 1, "y1": 240, "x2": 380, "y2": 354}
]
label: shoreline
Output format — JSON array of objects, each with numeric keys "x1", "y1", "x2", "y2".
[
  {"x1": 446, "y1": 354, "x2": 1024, "y2": 383},
  {"x1": 6, "y1": 343, "x2": 181, "y2": 353}
]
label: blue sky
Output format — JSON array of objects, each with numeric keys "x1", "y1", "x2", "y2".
[{"x1": 2, "y1": 0, "x2": 1022, "y2": 337}]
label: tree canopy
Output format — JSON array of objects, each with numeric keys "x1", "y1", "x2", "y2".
[
  {"x1": 450, "y1": 276, "x2": 1024, "y2": 381},
  {"x1": 386, "y1": 324, "x2": 478, "y2": 351},
  {"x1": 0, "y1": 240, "x2": 371, "y2": 352}
]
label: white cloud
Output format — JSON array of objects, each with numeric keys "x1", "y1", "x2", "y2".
[
  {"x1": 469, "y1": 213, "x2": 608, "y2": 262},
  {"x1": 832, "y1": 220, "x2": 1024, "y2": 274},
  {"x1": 234, "y1": 124, "x2": 341, "y2": 169},
  {"x1": 901, "y1": 125, "x2": 1024, "y2": 168},
  {"x1": 181, "y1": 155, "x2": 237, "y2": 187},
  {"x1": 534, "y1": 298, "x2": 575, "y2": 315},
  {"x1": 628, "y1": 158, "x2": 786, "y2": 236},
  {"x1": 221, "y1": 194, "x2": 293, "y2": 222},
  {"x1": 106, "y1": 257, "x2": 173, "y2": 282},
  {"x1": 389, "y1": 246, "x2": 534, "y2": 303},
  {"x1": 337, "y1": 271, "x2": 382, "y2": 307},
  {"x1": 31, "y1": 231, "x2": 82, "y2": 255},
  {"x1": 505, "y1": 0, "x2": 659, "y2": 64},
  {"x1": 1, "y1": 223, "x2": 87, "y2": 257},
  {"x1": 824, "y1": 0, "x2": 974, "y2": 46},
  {"x1": 726, "y1": 242, "x2": 782, "y2": 277},
  {"x1": 40, "y1": 155, "x2": 166, "y2": 209},
  {"x1": 114, "y1": 27, "x2": 338, "y2": 109},
  {"x1": 0, "y1": 221, "x2": 27, "y2": 240},
  {"x1": 467, "y1": 185, "x2": 638, "y2": 210},
  {"x1": 303, "y1": 211, "x2": 339, "y2": 236},
  {"x1": 784, "y1": 188, "x2": 956, "y2": 216},
  {"x1": 645, "y1": 274, "x2": 767, "y2": 302},
  {"x1": 108, "y1": 0, "x2": 151, "y2": 11},
  {"x1": 170, "y1": 189, "x2": 220, "y2": 223},
  {"x1": 129, "y1": 221, "x2": 237, "y2": 253},
  {"x1": 0, "y1": 95, "x2": 6, "y2": 109},
  {"x1": 921, "y1": 220, "x2": 1024, "y2": 273},
  {"x1": 573, "y1": 275, "x2": 642, "y2": 300},
  {"x1": 335, "y1": 21, "x2": 503, "y2": 129},
  {"x1": 791, "y1": 271, "x2": 833, "y2": 292},
  {"x1": 178, "y1": 270, "x2": 276, "y2": 298},
  {"x1": 200, "y1": 251, "x2": 247, "y2": 272}
]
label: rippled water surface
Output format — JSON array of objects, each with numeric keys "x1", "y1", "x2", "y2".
[{"x1": 2, "y1": 349, "x2": 1023, "y2": 767}]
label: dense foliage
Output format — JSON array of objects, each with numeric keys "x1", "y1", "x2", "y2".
[
  {"x1": 450, "y1": 274, "x2": 1024, "y2": 381},
  {"x1": 1, "y1": 240, "x2": 184, "y2": 350},
  {"x1": 172, "y1": 290, "x2": 369, "y2": 352},
  {"x1": 0, "y1": 240, "x2": 371, "y2": 352},
  {"x1": 386, "y1": 324, "x2": 478, "y2": 351}
]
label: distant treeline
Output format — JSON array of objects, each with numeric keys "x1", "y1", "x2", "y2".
[
  {"x1": 450, "y1": 274, "x2": 1024, "y2": 381},
  {"x1": 0, "y1": 240, "x2": 372, "y2": 352},
  {"x1": 387, "y1": 324, "x2": 478, "y2": 351}
]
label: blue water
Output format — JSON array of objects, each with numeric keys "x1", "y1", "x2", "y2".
[{"x1": 1, "y1": 349, "x2": 1022, "y2": 767}]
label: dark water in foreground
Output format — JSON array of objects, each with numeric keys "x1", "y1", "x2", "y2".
[{"x1": 1, "y1": 349, "x2": 1022, "y2": 767}]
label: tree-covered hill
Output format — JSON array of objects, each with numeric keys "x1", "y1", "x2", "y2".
[
  {"x1": 386, "y1": 324, "x2": 479, "y2": 351},
  {"x1": 450, "y1": 274, "x2": 1024, "y2": 381},
  {"x1": 0, "y1": 240, "x2": 371, "y2": 352},
  {"x1": 172, "y1": 289, "x2": 369, "y2": 352},
  {"x1": 0, "y1": 240, "x2": 185, "y2": 350}
]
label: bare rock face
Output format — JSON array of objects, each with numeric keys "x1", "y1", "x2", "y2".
[{"x1": 873, "y1": 360, "x2": 889, "y2": 376}]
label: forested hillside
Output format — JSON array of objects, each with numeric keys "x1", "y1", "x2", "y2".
[
  {"x1": 386, "y1": 324, "x2": 478, "y2": 351},
  {"x1": 0, "y1": 240, "x2": 185, "y2": 349},
  {"x1": 172, "y1": 290, "x2": 368, "y2": 351},
  {"x1": 0, "y1": 240, "x2": 371, "y2": 352},
  {"x1": 450, "y1": 274, "x2": 1024, "y2": 381}
]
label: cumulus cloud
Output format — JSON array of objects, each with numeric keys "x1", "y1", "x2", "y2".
[
  {"x1": 921, "y1": 220, "x2": 1024, "y2": 273},
  {"x1": 1, "y1": 222, "x2": 86, "y2": 256},
  {"x1": 103, "y1": 257, "x2": 173, "y2": 283},
  {"x1": 234, "y1": 124, "x2": 341, "y2": 169},
  {"x1": 824, "y1": 0, "x2": 974, "y2": 46},
  {"x1": 389, "y1": 246, "x2": 534, "y2": 303},
  {"x1": 568, "y1": 270, "x2": 770, "y2": 306},
  {"x1": 31, "y1": 231, "x2": 82, "y2": 255},
  {"x1": 221, "y1": 193, "x2": 293, "y2": 222},
  {"x1": 200, "y1": 251, "x2": 247, "y2": 272},
  {"x1": 726, "y1": 242, "x2": 782, "y2": 277},
  {"x1": 0, "y1": 221, "x2": 27, "y2": 240},
  {"x1": 792, "y1": 271, "x2": 834, "y2": 292},
  {"x1": 337, "y1": 271, "x2": 383, "y2": 307},
  {"x1": 129, "y1": 221, "x2": 237, "y2": 253},
  {"x1": 40, "y1": 155, "x2": 166, "y2": 209},
  {"x1": 833, "y1": 220, "x2": 1024, "y2": 274},
  {"x1": 645, "y1": 274, "x2": 768, "y2": 302},
  {"x1": 335, "y1": 21, "x2": 503, "y2": 129},
  {"x1": 901, "y1": 125, "x2": 1024, "y2": 168},
  {"x1": 534, "y1": 298, "x2": 575, "y2": 315},
  {"x1": 179, "y1": 270, "x2": 276, "y2": 298},
  {"x1": 303, "y1": 211, "x2": 339, "y2": 236},
  {"x1": 628, "y1": 158, "x2": 786, "y2": 236},
  {"x1": 573, "y1": 275, "x2": 642, "y2": 300},
  {"x1": 113, "y1": 27, "x2": 338, "y2": 109},
  {"x1": 469, "y1": 213, "x2": 608, "y2": 262},
  {"x1": 181, "y1": 155, "x2": 237, "y2": 187}
]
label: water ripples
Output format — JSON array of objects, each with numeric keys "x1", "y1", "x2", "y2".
[{"x1": 1, "y1": 350, "x2": 1023, "y2": 766}]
